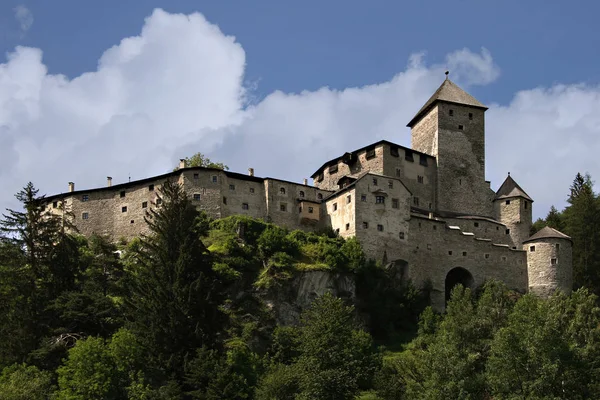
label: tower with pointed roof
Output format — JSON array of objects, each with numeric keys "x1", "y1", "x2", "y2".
[
  {"x1": 408, "y1": 77, "x2": 494, "y2": 217},
  {"x1": 494, "y1": 173, "x2": 533, "y2": 248}
]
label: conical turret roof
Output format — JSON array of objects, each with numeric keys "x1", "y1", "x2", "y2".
[
  {"x1": 495, "y1": 174, "x2": 533, "y2": 202},
  {"x1": 523, "y1": 226, "x2": 572, "y2": 243},
  {"x1": 407, "y1": 78, "x2": 488, "y2": 127}
]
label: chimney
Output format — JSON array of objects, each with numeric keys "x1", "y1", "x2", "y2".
[
  {"x1": 179, "y1": 159, "x2": 187, "y2": 169},
  {"x1": 303, "y1": 178, "x2": 308, "y2": 186},
  {"x1": 107, "y1": 176, "x2": 112, "y2": 187},
  {"x1": 248, "y1": 168, "x2": 254, "y2": 177},
  {"x1": 68, "y1": 182, "x2": 74, "y2": 192}
]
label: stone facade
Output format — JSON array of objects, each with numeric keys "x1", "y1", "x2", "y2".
[{"x1": 43, "y1": 78, "x2": 573, "y2": 311}]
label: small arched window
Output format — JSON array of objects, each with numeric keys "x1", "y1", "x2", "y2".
[
  {"x1": 280, "y1": 187, "x2": 286, "y2": 195},
  {"x1": 299, "y1": 191, "x2": 305, "y2": 198},
  {"x1": 317, "y1": 193, "x2": 323, "y2": 200}
]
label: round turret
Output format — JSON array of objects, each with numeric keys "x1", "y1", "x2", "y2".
[{"x1": 523, "y1": 226, "x2": 572, "y2": 297}]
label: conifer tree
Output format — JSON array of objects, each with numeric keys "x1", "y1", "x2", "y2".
[{"x1": 125, "y1": 179, "x2": 226, "y2": 378}]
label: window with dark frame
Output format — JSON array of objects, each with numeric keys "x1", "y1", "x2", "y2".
[
  {"x1": 530, "y1": 246, "x2": 536, "y2": 252},
  {"x1": 392, "y1": 198, "x2": 399, "y2": 209},
  {"x1": 229, "y1": 184, "x2": 235, "y2": 191},
  {"x1": 405, "y1": 150, "x2": 414, "y2": 162},
  {"x1": 280, "y1": 187, "x2": 286, "y2": 195},
  {"x1": 375, "y1": 196, "x2": 385, "y2": 204},
  {"x1": 485, "y1": 253, "x2": 490, "y2": 259},
  {"x1": 366, "y1": 148, "x2": 376, "y2": 159},
  {"x1": 469, "y1": 112, "x2": 473, "y2": 120},
  {"x1": 449, "y1": 109, "x2": 454, "y2": 116},
  {"x1": 82, "y1": 195, "x2": 89, "y2": 202},
  {"x1": 329, "y1": 164, "x2": 338, "y2": 174},
  {"x1": 156, "y1": 198, "x2": 162, "y2": 206},
  {"x1": 377, "y1": 224, "x2": 384, "y2": 232},
  {"x1": 396, "y1": 168, "x2": 401, "y2": 177},
  {"x1": 474, "y1": 222, "x2": 479, "y2": 227},
  {"x1": 418, "y1": 175, "x2": 424, "y2": 184},
  {"x1": 250, "y1": 187, "x2": 255, "y2": 194},
  {"x1": 345, "y1": 223, "x2": 350, "y2": 231},
  {"x1": 506, "y1": 200, "x2": 511, "y2": 205},
  {"x1": 299, "y1": 191, "x2": 305, "y2": 198},
  {"x1": 82, "y1": 212, "x2": 89, "y2": 220},
  {"x1": 399, "y1": 232, "x2": 405, "y2": 239},
  {"x1": 193, "y1": 193, "x2": 201, "y2": 201},
  {"x1": 333, "y1": 203, "x2": 338, "y2": 211},
  {"x1": 317, "y1": 193, "x2": 323, "y2": 200},
  {"x1": 420, "y1": 154, "x2": 428, "y2": 166},
  {"x1": 462, "y1": 251, "x2": 467, "y2": 256},
  {"x1": 551, "y1": 258, "x2": 557, "y2": 265},
  {"x1": 413, "y1": 197, "x2": 419, "y2": 206},
  {"x1": 223, "y1": 197, "x2": 227, "y2": 205},
  {"x1": 308, "y1": 207, "x2": 314, "y2": 214},
  {"x1": 121, "y1": 206, "x2": 127, "y2": 213},
  {"x1": 346, "y1": 195, "x2": 351, "y2": 204},
  {"x1": 390, "y1": 146, "x2": 399, "y2": 157},
  {"x1": 280, "y1": 203, "x2": 287, "y2": 212},
  {"x1": 388, "y1": 181, "x2": 393, "y2": 189},
  {"x1": 506, "y1": 229, "x2": 510, "y2": 235},
  {"x1": 373, "y1": 178, "x2": 378, "y2": 186},
  {"x1": 363, "y1": 222, "x2": 369, "y2": 229},
  {"x1": 458, "y1": 124, "x2": 464, "y2": 130},
  {"x1": 142, "y1": 201, "x2": 148, "y2": 208},
  {"x1": 149, "y1": 184, "x2": 154, "y2": 191},
  {"x1": 242, "y1": 203, "x2": 249, "y2": 210},
  {"x1": 194, "y1": 173, "x2": 199, "y2": 180},
  {"x1": 53, "y1": 201, "x2": 58, "y2": 208},
  {"x1": 120, "y1": 191, "x2": 126, "y2": 198},
  {"x1": 361, "y1": 194, "x2": 367, "y2": 202}
]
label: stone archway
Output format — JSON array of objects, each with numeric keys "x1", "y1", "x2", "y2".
[{"x1": 445, "y1": 267, "x2": 474, "y2": 303}]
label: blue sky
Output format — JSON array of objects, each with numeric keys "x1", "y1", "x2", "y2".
[{"x1": 1, "y1": 1, "x2": 600, "y2": 219}]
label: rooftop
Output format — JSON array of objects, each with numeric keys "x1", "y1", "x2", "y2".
[
  {"x1": 523, "y1": 226, "x2": 572, "y2": 243},
  {"x1": 495, "y1": 174, "x2": 533, "y2": 202},
  {"x1": 407, "y1": 78, "x2": 488, "y2": 127}
]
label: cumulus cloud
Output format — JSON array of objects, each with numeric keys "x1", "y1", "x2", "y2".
[
  {"x1": 13, "y1": 5, "x2": 33, "y2": 34},
  {"x1": 0, "y1": 8, "x2": 597, "y2": 221}
]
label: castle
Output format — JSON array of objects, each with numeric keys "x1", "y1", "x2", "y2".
[{"x1": 43, "y1": 77, "x2": 573, "y2": 309}]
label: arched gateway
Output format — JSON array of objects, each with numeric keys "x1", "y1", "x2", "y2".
[{"x1": 445, "y1": 267, "x2": 474, "y2": 303}]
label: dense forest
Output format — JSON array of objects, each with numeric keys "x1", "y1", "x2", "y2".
[{"x1": 1, "y1": 172, "x2": 600, "y2": 399}]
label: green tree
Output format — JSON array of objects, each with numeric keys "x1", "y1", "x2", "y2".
[
  {"x1": 0, "y1": 363, "x2": 54, "y2": 400},
  {"x1": 178, "y1": 153, "x2": 229, "y2": 171},
  {"x1": 125, "y1": 179, "x2": 226, "y2": 377}
]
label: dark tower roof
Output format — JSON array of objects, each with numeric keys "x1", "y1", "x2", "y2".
[
  {"x1": 523, "y1": 226, "x2": 572, "y2": 243},
  {"x1": 407, "y1": 78, "x2": 488, "y2": 127},
  {"x1": 495, "y1": 174, "x2": 533, "y2": 202}
]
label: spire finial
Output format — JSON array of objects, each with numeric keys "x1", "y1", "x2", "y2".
[
  {"x1": 508, "y1": 172, "x2": 511, "y2": 176},
  {"x1": 445, "y1": 70, "x2": 449, "y2": 80}
]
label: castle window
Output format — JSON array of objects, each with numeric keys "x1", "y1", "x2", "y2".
[
  {"x1": 392, "y1": 198, "x2": 399, "y2": 209},
  {"x1": 361, "y1": 194, "x2": 367, "y2": 202},
  {"x1": 130, "y1": 220, "x2": 135, "y2": 224},
  {"x1": 556, "y1": 243, "x2": 560, "y2": 251},
  {"x1": 506, "y1": 200, "x2": 511, "y2": 205},
  {"x1": 448, "y1": 250, "x2": 453, "y2": 255},
  {"x1": 223, "y1": 197, "x2": 227, "y2": 205},
  {"x1": 462, "y1": 251, "x2": 467, "y2": 256},
  {"x1": 530, "y1": 246, "x2": 536, "y2": 252},
  {"x1": 280, "y1": 187, "x2": 286, "y2": 195},
  {"x1": 474, "y1": 222, "x2": 479, "y2": 227},
  {"x1": 449, "y1": 109, "x2": 454, "y2": 116},
  {"x1": 142, "y1": 201, "x2": 148, "y2": 208},
  {"x1": 366, "y1": 148, "x2": 376, "y2": 159},
  {"x1": 82, "y1": 212, "x2": 89, "y2": 220},
  {"x1": 52, "y1": 201, "x2": 58, "y2": 208},
  {"x1": 420, "y1": 154, "x2": 428, "y2": 166},
  {"x1": 120, "y1": 191, "x2": 126, "y2": 198},
  {"x1": 280, "y1": 203, "x2": 287, "y2": 212},
  {"x1": 459, "y1": 179, "x2": 462, "y2": 185},
  {"x1": 250, "y1": 187, "x2": 255, "y2": 194},
  {"x1": 390, "y1": 146, "x2": 399, "y2": 157},
  {"x1": 388, "y1": 181, "x2": 393, "y2": 189},
  {"x1": 346, "y1": 195, "x2": 351, "y2": 204},
  {"x1": 469, "y1": 112, "x2": 473, "y2": 120},
  {"x1": 427, "y1": 244, "x2": 432, "y2": 250},
  {"x1": 524, "y1": 201, "x2": 528, "y2": 209},
  {"x1": 299, "y1": 191, "x2": 305, "y2": 198},
  {"x1": 377, "y1": 224, "x2": 384, "y2": 232},
  {"x1": 485, "y1": 253, "x2": 490, "y2": 259},
  {"x1": 308, "y1": 207, "x2": 314, "y2": 214},
  {"x1": 433, "y1": 225, "x2": 437, "y2": 230},
  {"x1": 149, "y1": 184, "x2": 154, "y2": 191},
  {"x1": 551, "y1": 258, "x2": 557, "y2": 265},
  {"x1": 335, "y1": 228, "x2": 340, "y2": 234},
  {"x1": 212, "y1": 175, "x2": 217, "y2": 183},
  {"x1": 193, "y1": 193, "x2": 201, "y2": 201},
  {"x1": 333, "y1": 203, "x2": 338, "y2": 211},
  {"x1": 229, "y1": 184, "x2": 235, "y2": 191},
  {"x1": 317, "y1": 173, "x2": 324, "y2": 182},
  {"x1": 458, "y1": 125, "x2": 464, "y2": 130},
  {"x1": 405, "y1": 150, "x2": 414, "y2": 162},
  {"x1": 194, "y1": 173, "x2": 199, "y2": 180},
  {"x1": 373, "y1": 178, "x2": 378, "y2": 186},
  {"x1": 396, "y1": 168, "x2": 401, "y2": 177},
  {"x1": 418, "y1": 175, "x2": 424, "y2": 184},
  {"x1": 506, "y1": 229, "x2": 510, "y2": 235},
  {"x1": 375, "y1": 196, "x2": 385, "y2": 204},
  {"x1": 429, "y1": 203, "x2": 432, "y2": 209},
  {"x1": 156, "y1": 198, "x2": 162, "y2": 206},
  {"x1": 299, "y1": 207, "x2": 302, "y2": 213},
  {"x1": 317, "y1": 193, "x2": 323, "y2": 200},
  {"x1": 399, "y1": 232, "x2": 405, "y2": 239},
  {"x1": 82, "y1": 195, "x2": 89, "y2": 202},
  {"x1": 242, "y1": 203, "x2": 249, "y2": 210},
  {"x1": 121, "y1": 206, "x2": 127, "y2": 213},
  {"x1": 345, "y1": 223, "x2": 350, "y2": 231},
  {"x1": 329, "y1": 164, "x2": 338, "y2": 174},
  {"x1": 413, "y1": 197, "x2": 420, "y2": 206},
  {"x1": 496, "y1": 226, "x2": 499, "y2": 230},
  {"x1": 363, "y1": 222, "x2": 369, "y2": 229}
]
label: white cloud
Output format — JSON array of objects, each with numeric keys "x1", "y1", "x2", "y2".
[
  {"x1": 13, "y1": 5, "x2": 33, "y2": 34},
  {"x1": 0, "y1": 8, "x2": 598, "y2": 222}
]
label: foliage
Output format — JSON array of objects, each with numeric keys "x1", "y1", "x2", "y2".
[
  {"x1": 0, "y1": 363, "x2": 54, "y2": 400},
  {"x1": 178, "y1": 152, "x2": 229, "y2": 171}
]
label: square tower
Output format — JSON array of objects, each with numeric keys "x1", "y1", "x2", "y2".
[{"x1": 407, "y1": 78, "x2": 494, "y2": 217}]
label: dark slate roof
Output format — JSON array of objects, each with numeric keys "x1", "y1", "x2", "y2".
[
  {"x1": 523, "y1": 226, "x2": 572, "y2": 243},
  {"x1": 495, "y1": 175, "x2": 533, "y2": 202},
  {"x1": 407, "y1": 79, "x2": 488, "y2": 127},
  {"x1": 310, "y1": 139, "x2": 435, "y2": 179}
]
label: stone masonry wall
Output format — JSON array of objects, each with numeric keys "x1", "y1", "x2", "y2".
[
  {"x1": 324, "y1": 188, "x2": 357, "y2": 238},
  {"x1": 525, "y1": 238, "x2": 572, "y2": 296},
  {"x1": 411, "y1": 105, "x2": 438, "y2": 156},
  {"x1": 494, "y1": 197, "x2": 533, "y2": 247}
]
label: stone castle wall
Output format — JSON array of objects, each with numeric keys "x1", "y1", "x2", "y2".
[
  {"x1": 494, "y1": 197, "x2": 533, "y2": 247},
  {"x1": 525, "y1": 238, "x2": 573, "y2": 296}
]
